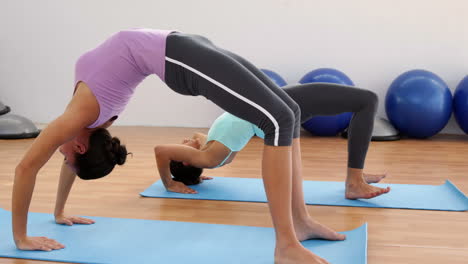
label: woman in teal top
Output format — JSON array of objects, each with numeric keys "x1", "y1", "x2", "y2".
[
  {"x1": 206, "y1": 112, "x2": 266, "y2": 168},
  {"x1": 156, "y1": 83, "x2": 390, "y2": 199}
]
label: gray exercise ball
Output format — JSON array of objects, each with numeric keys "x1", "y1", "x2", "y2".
[
  {"x1": 0, "y1": 101, "x2": 10, "y2": 116},
  {"x1": 0, "y1": 114, "x2": 40, "y2": 139},
  {"x1": 341, "y1": 117, "x2": 400, "y2": 141}
]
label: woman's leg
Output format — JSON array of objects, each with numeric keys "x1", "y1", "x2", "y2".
[
  {"x1": 223, "y1": 56, "x2": 387, "y2": 198},
  {"x1": 219, "y1": 50, "x2": 346, "y2": 241},
  {"x1": 284, "y1": 83, "x2": 390, "y2": 199},
  {"x1": 216, "y1": 47, "x2": 302, "y2": 139},
  {"x1": 165, "y1": 33, "x2": 326, "y2": 263},
  {"x1": 290, "y1": 137, "x2": 347, "y2": 241}
]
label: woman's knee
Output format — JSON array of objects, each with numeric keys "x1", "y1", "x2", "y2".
[
  {"x1": 290, "y1": 101, "x2": 301, "y2": 122},
  {"x1": 261, "y1": 107, "x2": 296, "y2": 146},
  {"x1": 364, "y1": 90, "x2": 379, "y2": 111}
]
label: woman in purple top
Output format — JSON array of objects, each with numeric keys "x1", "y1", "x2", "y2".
[{"x1": 12, "y1": 28, "x2": 377, "y2": 264}]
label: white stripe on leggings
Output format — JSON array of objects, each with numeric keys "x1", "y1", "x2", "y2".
[{"x1": 166, "y1": 56, "x2": 280, "y2": 146}]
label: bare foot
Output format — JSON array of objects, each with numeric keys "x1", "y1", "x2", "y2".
[
  {"x1": 294, "y1": 218, "x2": 346, "y2": 242},
  {"x1": 275, "y1": 243, "x2": 329, "y2": 264},
  {"x1": 363, "y1": 172, "x2": 387, "y2": 184},
  {"x1": 345, "y1": 180, "x2": 390, "y2": 199}
]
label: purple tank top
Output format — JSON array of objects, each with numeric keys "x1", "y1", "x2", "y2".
[{"x1": 75, "y1": 28, "x2": 172, "y2": 128}]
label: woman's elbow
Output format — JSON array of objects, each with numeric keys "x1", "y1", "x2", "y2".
[
  {"x1": 15, "y1": 164, "x2": 25, "y2": 176},
  {"x1": 14, "y1": 163, "x2": 31, "y2": 179},
  {"x1": 154, "y1": 146, "x2": 169, "y2": 160},
  {"x1": 154, "y1": 145, "x2": 164, "y2": 155}
]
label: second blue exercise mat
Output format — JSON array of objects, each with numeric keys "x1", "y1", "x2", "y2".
[
  {"x1": 0, "y1": 208, "x2": 367, "y2": 264},
  {"x1": 141, "y1": 177, "x2": 468, "y2": 211}
]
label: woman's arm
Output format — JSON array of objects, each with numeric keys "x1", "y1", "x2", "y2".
[
  {"x1": 154, "y1": 144, "x2": 217, "y2": 193},
  {"x1": 13, "y1": 115, "x2": 88, "y2": 250},
  {"x1": 54, "y1": 160, "x2": 95, "y2": 226},
  {"x1": 12, "y1": 85, "x2": 98, "y2": 251}
]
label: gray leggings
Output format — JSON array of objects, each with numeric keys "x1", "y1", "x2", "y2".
[
  {"x1": 283, "y1": 84, "x2": 378, "y2": 169},
  {"x1": 164, "y1": 32, "x2": 377, "y2": 168},
  {"x1": 165, "y1": 32, "x2": 301, "y2": 147}
]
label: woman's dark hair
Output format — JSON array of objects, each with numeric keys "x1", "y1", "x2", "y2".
[
  {"x1": 169, "y1": 161, "x2": 203, "y2": 185},
  {"x1": 75, "y1": 128, "x2": 128, "y2": 180}
]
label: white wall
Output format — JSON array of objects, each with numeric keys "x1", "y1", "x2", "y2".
[{"x1": 1, "y1": 0, "x2": 467, "y2": 133}]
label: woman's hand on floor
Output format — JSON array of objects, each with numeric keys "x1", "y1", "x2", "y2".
[
  {"x1": 55, "y1": 214, "x2": 95, "y2": 226},
  {"x1": 167, "y1": 180, "x2": 197, "y2": 194},
  {"x1": 15, "y1": 236, "x2": 64, "y2": 251}
]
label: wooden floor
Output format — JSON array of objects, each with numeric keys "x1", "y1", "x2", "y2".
[{"x1": 1, "y1": 127, "x2": 468, "y2": 264}]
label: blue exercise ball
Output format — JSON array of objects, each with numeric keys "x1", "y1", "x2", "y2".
[
  {"x1": 261, "y1": 69, "x2": 287, "y2": 87},
  {"x1": 299, "y1": 68, "x2": 354, "y2": 136},
  {"x1": 385, "y1": 69, "x2": 452, "y2": 138},
  {"x1": 454, "y1": 75, "x2": 468, "y2": 134}
]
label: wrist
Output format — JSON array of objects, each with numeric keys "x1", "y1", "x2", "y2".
[
  {"x1": 165, "y1": 179, "x2": 176, "y2": 188},
  {"x1": 54, "y1": 210, "x2": 64, "y2": 218},
  {"x1": 14, "y1": 235, "x2": 27, "y2": 246}
]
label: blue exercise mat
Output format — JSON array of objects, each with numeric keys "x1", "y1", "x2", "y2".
[
  {"x1": 141, "y1": 177, "x2": 468, "y2": 211},
  {"x1": 0, "y1": 208, "x2": 366, "y2": 264}
]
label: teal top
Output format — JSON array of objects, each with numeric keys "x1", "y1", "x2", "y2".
[{"x1": 206, "y1": 113, "x2": 265, "y2": 168}]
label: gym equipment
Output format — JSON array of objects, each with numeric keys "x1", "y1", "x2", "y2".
[
  {"x1": 0, "y1": 101, "x2": 10, "y2": 115},
  {"x1": 142, "y1": 177, "x2": 468, "y2": 211},
  {"x1": 260, "y1": 68, "x2": 287, "y2": 87},
  {"x1": 0, "y1": 208, "x2": 367, "y2": 264},
  {"x1": 385, "y1": 69, "x2": 452, "y2": 138},
  {"x1": 454, "y1": 75, "x2": 468, "y2": 134},
  {"x1": 342, "y1": 117, "x2": 400, "y2": 141},
  {"x1": 0, "y1": 114, "x2": 40, "y2": 139}
]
